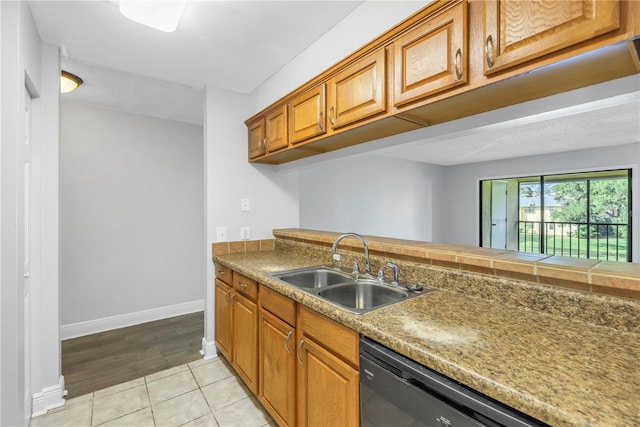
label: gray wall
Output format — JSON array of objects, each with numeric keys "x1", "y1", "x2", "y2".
[
  {"x1": 299, "y1": 155, "x2": 445, "y2": 242},
  {"x1": 441, "y1": 143, "x2": 640, "y2": 260},
  {"x1": 60, "y1": 102, "x2": 205, "y2": 327}
]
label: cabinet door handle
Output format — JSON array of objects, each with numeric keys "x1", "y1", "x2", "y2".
[
  {"x1": 224, "y1": 289, "x2": 231, "y2": 304},
  {"x1": 328, "y1": 106, "x2": 335, "y2": 128},
  {"x1": 485, "y1": 35, "x2": 495, "y2": 69},
  {"x1": 454, "y1": 48, "x2": 463, "y2": 80},
  {"x1": 230, "y1": 292, "x2": 236, "y2": 306},
  {"x1": 261, "y1": 137, "x2": 268, "y2": 154},
  {"x1": 285, "y1": 330, "x2": 293, "y2": 355},
  {"x1": 296, "y1": 339, "x2": 305, "y2": 365},
  {"x1": 318, "y1": 110, "x2": 325, "y2": 132}
]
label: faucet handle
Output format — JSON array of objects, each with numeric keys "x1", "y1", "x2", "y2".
[
  {"x1": 332, "y1": 253, "x2": 343, "y2": 262},
  {"x1": 377, "y1": 267, "x2": 384, "y2": 281},
  {"x1": 387, "y1": 262, "x2": 400, "y2": 285},
  {"x1": 352, "y1": 260, "x2": 360, "y2": 275}
]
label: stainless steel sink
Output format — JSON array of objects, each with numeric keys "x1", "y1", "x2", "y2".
[
  {"x1": 270, "y1": 265, "x2": 353, "y2": 289},
  {"x1": 270, "y1": 266, "x2": 432, "y2": 314},
  {"x1": 316, "y1": 281, "x2": 408, "y2": 314}
]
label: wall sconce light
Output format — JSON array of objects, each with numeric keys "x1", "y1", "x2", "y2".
[{"x1": 61, "y1": 70, "x2": 83, "y2": 93}]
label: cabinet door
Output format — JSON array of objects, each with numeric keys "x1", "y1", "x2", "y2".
[
  {"x1": 233, "y1": 292, "x2": 259, "y2": 394},
  {"x1": 214, "y1": 279, "x2": 233, "y2": 361},
  {"x1": 393, "y1": 1, "x2": 467, "y2": 108},
  {"x1": 265, "y1": 105, "x2": 288, "y2": 153},
  {"x1": 328, "y1": 48, "x2": 386, "y2": 130},
  {"x1": 259, "y1": 309, "x2": 295, "y2": 427},
  {"x1": 297, "y1": 338, "x2": 359, "y2": 427},
  {"x1": 288, "y1": 84, "x2": 326, "y2": 144},
  {"x1": 484, "y1": 0, "x2": 620, "y2": 74},
  {"x1": 247, "y1": 118, "x2": 266, "y2": 159}
]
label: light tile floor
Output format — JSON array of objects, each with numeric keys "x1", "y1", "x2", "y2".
[{"x1": 30, "y1": 357, "x2": 276, "y2": 427}]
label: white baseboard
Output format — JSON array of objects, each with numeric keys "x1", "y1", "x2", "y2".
[
  {"x1": 200, "y1": 337, "x2": 218, "y2": 360},
  {"x1": 31, "y1": 375, "x2": 65, "y2": 418},
  {"x1": 61, "y1": 300, "x2": 204, "y2": 340}
]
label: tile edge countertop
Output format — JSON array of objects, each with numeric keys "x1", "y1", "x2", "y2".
[{"x1": 213, "y1": 250, "x2": 640, "y2": 427}]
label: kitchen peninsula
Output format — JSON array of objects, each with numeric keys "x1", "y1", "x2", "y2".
[{"x1": 212, "y1": 229, "x2": 639, "y2": 427}]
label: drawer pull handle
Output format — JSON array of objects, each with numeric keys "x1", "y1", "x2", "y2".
[
  {"x1": 297, "y1": 339, "x2": 305, "y2": 365},
  {"x1": 285, "y1": 330, "x2": 293, "y2": 355},
  {"x1": 454, "y1": 48, "x2": 463, "y2": 80},
  {"x1": 218, "y1": 270, "x2": 225, "y2": 276},
  {"x1": 485, "y1": 35, "x2": 495, "y2": 69},
  {"x1": 239, "y1": 282, "x2": 248, "y2": 288}
]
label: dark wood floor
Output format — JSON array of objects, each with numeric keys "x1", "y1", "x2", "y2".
[{"x1": 62, "y1": 311, "x2": 204, "y2": 399}]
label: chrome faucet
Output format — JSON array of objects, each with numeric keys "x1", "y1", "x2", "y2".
[
  {"x1": 377, "y1": 262, "x2": 400, "y2": 286},
  {"x1": 331, "y1": 233, "x2": 371, "y2": 275}
]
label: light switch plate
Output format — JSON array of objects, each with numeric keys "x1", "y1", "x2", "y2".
[{"x1": 241, "y1": 198, "x2": 250, "y2": 211}]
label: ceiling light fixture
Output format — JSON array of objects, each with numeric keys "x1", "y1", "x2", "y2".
[
  {"x1": 60, "y1": 70, "x2": 83, "y2": 93},
  {"x1": 118, "y1": 1, "x2": 187, "y2": 33}
]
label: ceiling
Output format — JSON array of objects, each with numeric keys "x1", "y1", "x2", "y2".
[
  {"x1": 28, "y1": 0, "x2": 364, "y2": 124},
  {"x1": 28, "y1": 1, "x2": 640, "y2": 164}
]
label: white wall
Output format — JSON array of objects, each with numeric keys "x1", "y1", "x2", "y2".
[
  {"x1": 299, "y1": 155, "x2": 444, "y2": 241},
  {"x1": 1, "y1": 1, "x2": 62, "y2": 423},
  {"x1": 202, "y1": 85, "x2": 299, "y2": 357},
  {"x1": 441, "y1": 143, "x2": 640, "y2": 261},
  {"x1": 60, "y1": 102, "x2": 205, "y2": 332}
]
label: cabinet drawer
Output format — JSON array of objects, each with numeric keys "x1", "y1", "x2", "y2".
[
  {"x1": 298, "y1": 305, "x2": 358, "y2": 366},
  {"x1": 215, "y1": 263, "x2": 232, "y2": 284},
  {"x1": 260, "y1": 285, "x2": 296, "y2": 326},
  {"x1": 233, "y1": 273, "x2": 258, "y2": 301}
]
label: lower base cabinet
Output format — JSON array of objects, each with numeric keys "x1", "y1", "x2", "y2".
[
  {"x1": 296, "y1": 336, "x2": 359, "y2": 427},
  {"x1": 215, "y1": 268, "x2": 359, "y2": 427},
  {"x1": 259, "y1": 309, "x2": 296, "y2": 427}
]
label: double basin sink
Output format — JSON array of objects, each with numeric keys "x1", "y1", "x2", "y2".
[{"x1": 270, "y1": 265, "x2": 430, "y2": 314}]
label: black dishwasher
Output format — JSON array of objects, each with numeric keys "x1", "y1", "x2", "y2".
[{"x1": 360, "y1": 337, "x2": 547, "y2": 427}]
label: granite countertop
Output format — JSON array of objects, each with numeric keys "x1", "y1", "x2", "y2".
[{"x1": 213, "y1": 250, "x2": 639, "y2": 427}]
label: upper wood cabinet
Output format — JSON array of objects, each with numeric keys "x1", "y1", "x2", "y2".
[
  {"x1": 483, "y1": 0, "x2": 621, "y2": 75},
  {"x1": 265, "y1": 105, "x2": 287, "y2": 153},
  {"x1": 327, "y1": 47, "x2": 387, "y2": 130},
  {"x1": 288, "y1": 84, "x2": 326, "y2": 145},
  {"x1": 247, "y1": 118, "x2": 266, "y2": 160},
  {"x1": 247, "y1": 104, "x2": 288, "y2": 160},
  {"x1": 393, "y1": 0, "x2": 468, "y2": 108}
]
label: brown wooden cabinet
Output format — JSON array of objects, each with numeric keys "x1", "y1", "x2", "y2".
[
  {"x1": 214, "y1": 278, "x2": 233, "y2": 361},
  {"x1": 247, "y1": 104, "x2": 288, "y2": 160},
  {"x1": 393, "y1": 0, "x2": 467, "y2": 108},
  {"x1": 288, "y1": 84, "x2": 326, "y2": 145},
  {"x1": 214, "y1": 263, "x2": 233, "y2": 361},
  {"x1": 245, "y1": 0, "x2": 638, "y2": 164},
  {"x1": 327, "y1": 47, "x2": 387, "y2": 130},
  {"x1": 259, "y1": 286, "x2": 296, "y2": 427},
  {"x1": 232, "y1": 273, "x2": 259, "y2": 394},
  {"x1": 247, "y1": 118, "x2": 266, "y2": 160},
  {"x1": 483, "y1": 0, "x2": 621, "y2": 75},
  {"x1": 296, "y1": 306, "x2": 359, "y2": 427}
]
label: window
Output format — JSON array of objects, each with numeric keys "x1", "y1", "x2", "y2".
[{"x1": 480, "y1": 169, "x2": 632, "y2": 262}]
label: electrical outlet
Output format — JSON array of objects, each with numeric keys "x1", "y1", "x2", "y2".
[
  {"x1": 241, "y1": 198, "x2": 250, "y2": 212},
  {"x1": 240, "y1": 227, "x2": 250, "y2": 240},
  {"x1": 216, "y1": 227, "x2": 227, "y2": 242}
]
